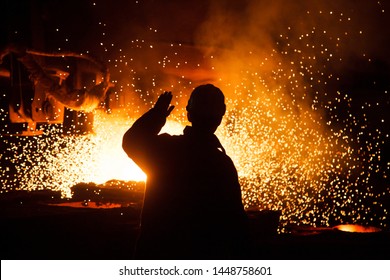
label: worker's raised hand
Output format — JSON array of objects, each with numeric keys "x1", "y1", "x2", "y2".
[{"x1": 154, "y1": 91, "x2": 175, "y2": 117}]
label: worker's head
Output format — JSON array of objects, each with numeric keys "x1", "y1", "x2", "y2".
[{"x1": 186, "y1": 84, "x2": 226, "y2": 133}]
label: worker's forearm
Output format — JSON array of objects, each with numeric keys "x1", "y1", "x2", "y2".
[
  {"x1": 122, "y1": 108, "x2": 166, "y2": 155},
  {"x1": 131, "y1": 107, "x2": 167, "y2": 135}
]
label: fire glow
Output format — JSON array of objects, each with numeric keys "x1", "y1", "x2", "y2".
[
  {"x1": 334, "y1": 224, "x2": 381, "y2": 233},
  {"x1": 1, "y1": 0, "x2": 389, "y2": 231}
]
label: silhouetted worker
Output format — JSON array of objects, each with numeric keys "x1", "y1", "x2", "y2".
[
  {"x1": 1, "y1": 44, "x2": 112, "y2": 112},
  {"x1": 123, "y1": 84, "x2": 249, "y2": 259}
]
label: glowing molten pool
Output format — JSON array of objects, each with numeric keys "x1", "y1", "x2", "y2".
[{"x1": 334, "y1": 224, "x2": 382, "y2": 233}]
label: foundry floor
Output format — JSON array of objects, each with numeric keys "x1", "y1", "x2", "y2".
[{"x1": 1, "y1": 191, "x2": 389, "y2": 260}]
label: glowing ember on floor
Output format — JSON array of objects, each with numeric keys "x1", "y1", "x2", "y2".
[{"x1": 1, "y1": 0, "x2": 389, "y2": 232}]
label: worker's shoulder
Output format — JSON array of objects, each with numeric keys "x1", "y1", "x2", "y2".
[{"x1": 155, "y1": 133, "x2": 186, "y2": 152}]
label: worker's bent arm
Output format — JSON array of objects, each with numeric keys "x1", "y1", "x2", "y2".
[{"x1": 122, "y1": 107, "x2": 167, "y2": 169}]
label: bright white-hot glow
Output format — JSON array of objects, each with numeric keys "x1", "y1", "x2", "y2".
[{"x1": 89, "y1": 111, "x2": 147, "y2": 183}]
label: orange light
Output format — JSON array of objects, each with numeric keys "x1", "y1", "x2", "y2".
[{"x1": 334, "y1": 224, "x2": 381, "y2": 233}]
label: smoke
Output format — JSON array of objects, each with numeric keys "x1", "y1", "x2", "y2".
[
  {"x1": 92, "y1": 0, "x2": 389, "y2": 117},
  {"x1": 195, "y1": 0, "x2": 389, "y2": 91}
]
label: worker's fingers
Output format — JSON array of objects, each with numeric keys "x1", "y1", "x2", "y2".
[{"x1": 155, "y1": 91, "x2": 173, "y2": 112}]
